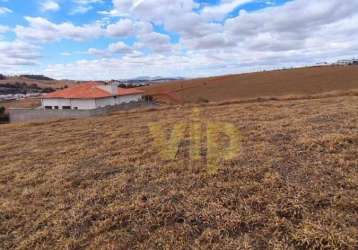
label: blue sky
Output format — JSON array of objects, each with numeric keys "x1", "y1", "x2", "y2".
[{"x1": 0, "y1": 0, "x2": 357, "y2": 79}]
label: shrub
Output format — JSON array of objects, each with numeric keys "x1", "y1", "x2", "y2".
[
  {"x1": 42, "y1": 87, "x2": 55, "y2": 93},
  {"x1": 197, "y1": 97, "x2": 209, "y2": 103},
  {"x1": 0, "y1": 106, "x2": 9, "y2": 123}
]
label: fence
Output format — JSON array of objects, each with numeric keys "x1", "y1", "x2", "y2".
[{"x1": 9, "y1": 101, "x2": 156, "y2": 123}]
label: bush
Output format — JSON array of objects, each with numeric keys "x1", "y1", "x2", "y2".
[
  {"x1": 0, "y1": 106, "x2": 9, "y2": 123},
  {"x1": 42, "y1": 87, "x2": 55, "y2": 93},
  {"x1": 197, "y1": 97, "x2": 209, "y2": 103}
]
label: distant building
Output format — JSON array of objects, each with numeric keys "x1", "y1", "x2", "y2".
[
  {"x1": 336, "y1": 59, "x2": 358, "y2": 65},
  {"x1": 41, "y1": 82, "x2": 144, "y2": 110}
]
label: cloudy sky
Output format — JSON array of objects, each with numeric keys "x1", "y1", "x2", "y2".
[{"x1": 0, "y1": 0, "x2": 357, "y2": 80}]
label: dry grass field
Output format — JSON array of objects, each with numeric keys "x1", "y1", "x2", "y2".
[
  {"x1": 0, "y1": 94, "x2": 357, "y2": 249},
  {"x1": 142, "y1": 66, "x2": 358, "y2": 103},
  {"x1": 0, "y1": 98, "x2": 41, "y2": 110}
]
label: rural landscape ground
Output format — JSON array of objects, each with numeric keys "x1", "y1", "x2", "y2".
[
  {"x1": 1, "y1": 0, "x2": 358, "y2": 248},
  {"x1": 142, "y1": 66, "x2": 358, "y2": 103},
  {"x1": 0, "y1": 90, "x2": 357, "y2": 248}
]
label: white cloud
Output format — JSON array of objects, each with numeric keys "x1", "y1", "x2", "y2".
[
  {"x1": 0, "y1": 25, "x2": 10, "y2": 33},
  {"x1": 224, "y1": 0, "x2": 358, "y2": 53},
  {"x1": 201, "y1": 0, "x2": 254, "y2": 20},
  {"x1": 43, "y1": 0, "x2": 358, "y2": 79},
  {"x1": 15, "y1": 17, "x2": 103, "y2": 42},
  {"x1": 187, "y1": 33, "x2": 236, "y2": 49},
  {"x1": 70, "y1": 5, "x2": 92, "y2": 14},
  {"x1": 88, "y1": 48, "x2": 111, "y2": 57},
  {"x1": 88, "y1": 41, "x2": 137, "y2": 58},
  {"x1": 5, "y1": 0, "x2": 358, "y2": 79},
  {"x1": 106, "y1": 18, "x2": 134, "y2": 37},
  {"x1": 112, "y1": 0, "x2": 197, "y2": 23},
  {"x1": 75, "y1": 0, "x2": 104, "y2": 4},
  {"x1": 61, "y1": 52, "x2": 72, "y2": 56},
  {"x1": 137, "y1": 31, "x2": 174, "y2": 53},
  {"x1": 41, "y1": 1, "x2": 60, "y2": 12},
  {"x1": 0, "y1": 40, "x2": 40, "y2": 67},
  {"x1": 108, "y1": 41, "x2": 132, "y2": 53},
  {"x1": 0, "y1": 6, "x2": 12, "y2": 14},
  {"x1": 71, "y1": 0, "x2": 104, "y2": 14},
  {"x1": 44, "y1": 55, "x2": 194, "y2": 80}
]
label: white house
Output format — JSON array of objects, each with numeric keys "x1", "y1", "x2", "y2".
[
  {"x1": 41, "y1": 82, "x2": 144, "y2": 110},
  {"x1": 336, "y1": 59, "x2": 358, "y2": 65}
]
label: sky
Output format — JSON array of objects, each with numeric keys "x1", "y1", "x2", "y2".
[{"x1": 0, "y1": 0, "x2": 358, "y2": 80}]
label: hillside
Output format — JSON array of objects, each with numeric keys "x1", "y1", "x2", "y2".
[
  {"x1": 142, "y1": 65, "x2": 358, "y2": 103},
  {"x1": 0, "y1": 98, "x2": 41, "y2": 110},
  {"x1": 0, "y1": 76, "x2": 77, "y2": 111},
  {"x1": 0, "y1": 75, "x2": 76, "y2": 90},
  {"x1": 0, "y1": 95, "x2": 357, "y2": 249}
]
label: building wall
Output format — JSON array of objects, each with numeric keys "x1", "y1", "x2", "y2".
[
  {"x1": 42, "y1": 98, "x2": 97, "y2": 110},
  {"x1": 42, "y1": 98, "x2": 71, "y2": 108},
  {"x1": 10, "y1": 100, "x2": 156, "y2": 123},
  {"x1": 9, "y1": 108, "x2": 109, "y2": 123},
  {"x1": 42, "y1": 95, "x2": 143, "y2": 110},
  {"x1": 95, "y1": 97, "x2": 115, "y2": 108},
  {"x1": 95, "y1": 95, "x2": 143, "y2": 107},
  {"x1": 71, "y1": 99, "x2": 97, "y2": 109},
  {"x1": 115, "y1": 95, "x2": 142, "y2": 105}
]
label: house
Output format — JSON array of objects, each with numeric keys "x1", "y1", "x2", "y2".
[
  {"x1": 336, "y1": 59, "x2": 358, "y2": 65},
  {"x1": 337, "y1": 59, "x2": 352, "y2": 65},
  {"x1": 42, "y1": 83, "x2": 144, "y2": 110}
]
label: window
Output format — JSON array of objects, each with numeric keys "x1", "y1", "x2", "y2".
[
  {"x1": 62, "y1": 106, "x2": 71, "y2": 110},
  {"x1": 45, "y1": 106, "x2": 52, "y2": 110}
]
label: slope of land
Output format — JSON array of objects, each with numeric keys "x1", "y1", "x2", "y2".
[
  {"x1": 0, "y1": 76, "x2": 76, "y2": 91},
  {"x1": 0, "y1": 98, "x2": 41, "y2": 110},
  {"x1": 142, "y1": 66, "x2": 358, "y2": 103},
  {"x1": 0, "y1": 95, "x2": 357, "y2": 249},
  {"x1": 0, "y1": 76, "x2": 76, "y2": 111}
]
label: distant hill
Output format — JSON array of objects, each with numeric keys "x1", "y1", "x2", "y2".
[
  {"x1": 20, "y1": 75, "x2": 54, "y2": 81},
  {"x1": 130, "y1": 76, "x2": 185, "y2": 81},
  {"x1": 119, "y1": 76, "x2": 186, "y2": 86},
  {"x1": 0, "y1": 82, "x2": 54, "y2": 95},
  {"x1": 0, "y1": 75, "x2": 76, "y2": 91},
  {"x1": 141, "y1": 65, "x2": 358, "y2": 103}
]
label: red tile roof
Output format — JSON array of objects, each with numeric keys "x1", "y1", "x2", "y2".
[{"x1": 44, "y1": 83, "x2": 144, "y2": 99}]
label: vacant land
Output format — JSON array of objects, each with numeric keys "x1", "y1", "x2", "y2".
[
  {"x1": 0, "y1": 94, "x2": 357, "y2": 249},
  {"x1": 142, "y1": 66, "x2": 358, "y2": 103},
  {"x1": 0, "y1": 98, "x2": 41, "y2": 110}
]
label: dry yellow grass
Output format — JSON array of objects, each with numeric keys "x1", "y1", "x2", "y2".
[
  {"x1": 142, "y1": 65, "x2": 358, "y2": 103},
  {"x1": 0, "y1": 95, "x2": 357, "y2": 249},
  {"x1": 0, "y1": 98, "x2": 41, "y2": 110}
]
